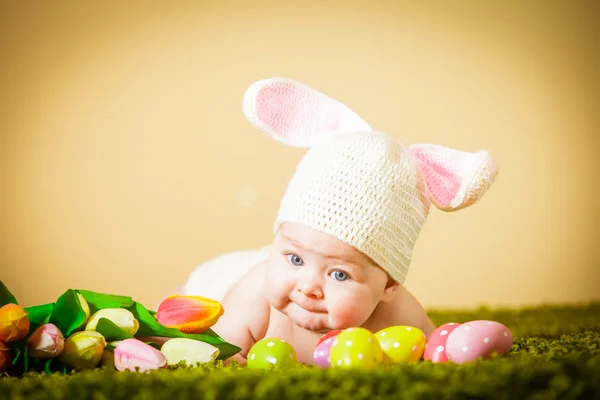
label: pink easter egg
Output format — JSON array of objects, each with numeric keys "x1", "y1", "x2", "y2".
[
  {"x1": 423, "y1": 322, "x2": 461, "y2": 363},
  {"x1": 445, "y1": 320, "x2": 513, "y2": 364},
  {"x1": 317, "y1": 329, "x2": 342, "y2": 347},
  {"x1": 313, "y1": 336, "x2": 338, "y2": 368}
]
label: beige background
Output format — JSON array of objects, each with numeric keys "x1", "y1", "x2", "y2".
[{"x1": 1, "y1": 0, "x2": 598, "y2": 310}]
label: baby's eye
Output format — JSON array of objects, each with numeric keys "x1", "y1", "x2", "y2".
[
  {"x1": 330, "y1": 270, "x2": 350, "y2": 282},
  {"x1": 286, "y1": 253, "x2": 304, "y2": 266}
]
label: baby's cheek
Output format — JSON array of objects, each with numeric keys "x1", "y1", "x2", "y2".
[
  {"x1": 264, "y1": 267, "x2": 295, "y2": 308},
  {"x1": 329, "y1": 296, "x2": 371, "y2": 329}
]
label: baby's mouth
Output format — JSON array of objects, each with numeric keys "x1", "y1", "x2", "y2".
[{"x1": 291, "y1": 296, "x2": 327, "y2": 313}]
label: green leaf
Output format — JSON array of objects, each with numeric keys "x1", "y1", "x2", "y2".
[
  {"x1": 95, "y1": 318, "x2": 134, "y2": 341},
  {"x1": 23, "y1": 345, "x2": 29, "y2": 373},
  {"x1": 9, "y1": 341, "x2": 28, "y2": 373},
  {"x1": 38, "y1": 358, "x2": 69, "y2": 375},
  {"x1": 77, "y1": 289, "x2": 134, "y2": 314},
  {"x1": 24, "y1": 303, "x2": 55, "y2": 337},
  {"x1": 125, "y1": 302, "x2": 241, "y2": 360},
  {"x1": 10, "y1": 343, "x2": 22, "y2": 366},
  {"x1": 0, "y1": 280, "x2": 18, "y2": 306},
  {"x1": 49, "y1": 289, "x2": 88, "y2": 336},
  {"x1": 44, "y1": 359, "x2": 53, "y2": 375},
  {"x1": 144, "y1": 341, "x2": 161, "y2": 350}
]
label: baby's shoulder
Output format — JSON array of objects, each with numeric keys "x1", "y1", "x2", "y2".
[{"x1": 225, "y1": 260, "x2": 268, "y2": 297}]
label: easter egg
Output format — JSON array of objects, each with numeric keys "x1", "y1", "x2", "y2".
[
  {"x1": 375, "y1": 325, "x2": 426, "y2": 363},
  {"x1": 329, "y1": 327, "x2": 383, "y2": 369},
  {"x1": 423, "y1": 322, "x2": 461, "y2": 363},
  {"x1": 317, "y1": 329, "x2": 342, "y2": 346},
  {"x1": 445, "y1": 320, "x2": 513, "y2": 364},
  {"x1": 313, "y1": 335, "x2": 337, "y2": 368},
  {"x1": 247, "y1": 338, "x2": 297, "y2": 369}
]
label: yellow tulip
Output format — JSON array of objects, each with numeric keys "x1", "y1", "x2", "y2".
[
  {"x1": 75, "y1": 293, "x2": 91, "y2": 330},
  {"x1": 0, "y1": 303, "x2": 30, "y2": 343},
  {"x1": 85, "y1": 308, "x2": 139, "y2": 336},
  {"x1": 100, "y1": 349, "x2": 114, "y2": 368},
  {"x1": 99, "y1": 340, "x2": 122, "y2": 369},
  {"x1": 58, "y1": 331, "x2": 107, "y2": 369},
  {"x1": 156, "y1": 295, "x2": 224, "y2": 334}
]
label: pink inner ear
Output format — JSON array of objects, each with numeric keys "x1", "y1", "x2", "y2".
[
  {"x1": 411, "y1": 147, "x2": 462, "y2": 208},
  {"x1": 255, "y1": 82, "x2": 342, "y2": 146}
]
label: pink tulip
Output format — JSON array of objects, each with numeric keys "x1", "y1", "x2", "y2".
[
  {"x1": 114, "y1": 339, "x2": 167, "y2": 372},
  {"x1": 0, "y1": 304, "x2": 30, "y2": 343},
  {"x1": 156, "y1": 295, "x2": 224, "y2": 334},
  {"x1": 27, "y1": 323, "x2": 65, "y2": 359},
  {"x1": 0, "y1": 341, "x2": 12, "y2": 372}
]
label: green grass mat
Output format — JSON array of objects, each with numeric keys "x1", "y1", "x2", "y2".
[{"x1": 2, "y1": 302, "x2": 599, "y2": 400}]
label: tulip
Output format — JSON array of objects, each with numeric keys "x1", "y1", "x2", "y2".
[
  {"x1": 100, "y1": 349, "x2": 115, "y2": 368},
  {"x1": 26, "y1": 323, "x2": 65, "y2": 359},
  {"x1": 58, "y1": 331, "x2": 107, "y2": 369},
  {"x1": 85, "y1": 308, "x2": 139, "y2": 336},
  {"x1": 114, "y1": 339, "x2": 167, "y2": 372},
  {"x1": 156, "y1": 295, "x2": 224, "y2": 334},
  {"x1": 75, "y1": 293, "x2": 91, "y2": 330},
  {"x1": 99, "y1": 341, "x2": 122, "y2": 369},
  {"x1": 161, "y1": 338, "x2": 220, "y2": 366},
  {"x1": 0, "y1": 341, "x2": 12, "y2": 372},
  {"x1": 0, "y1": 303, "x2": 30, "y2": 343}
]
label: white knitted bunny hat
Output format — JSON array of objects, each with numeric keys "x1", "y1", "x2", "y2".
[{"x1": 242, "y1": 77, "x2": 498, "y2": 283}]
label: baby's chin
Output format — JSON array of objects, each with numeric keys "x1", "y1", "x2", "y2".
[
  {"x1": 292, "y1": 319, "x2": 330, "y2": 333},
  {"x1": 278, "y1": 303, "x2": 332, "y2": 333}
]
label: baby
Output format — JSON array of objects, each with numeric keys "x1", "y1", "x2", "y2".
[{"x1": 179, "y1": 77, "x2": 498, "y2": 365}]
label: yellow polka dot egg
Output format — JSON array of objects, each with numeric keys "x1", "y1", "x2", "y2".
[
  {"x1": 329, "y1": 327, "x2": 383, "y2": 369},
  {"x1": 375, "y1": 325, "x2": 426, "y2": 363},
  {"x1": 247, "y1": 338, "x2": 297, "y2": 370}
]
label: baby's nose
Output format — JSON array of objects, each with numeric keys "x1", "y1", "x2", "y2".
[{"x1": 298, "y1": 282, "x2": 323, "y2": 299}]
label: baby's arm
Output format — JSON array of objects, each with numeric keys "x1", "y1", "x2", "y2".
[
  {"x1": 395, "y1": 285, "x2": 436, "y2": 337},
  {"x1": 371, "y1": 284, "x2": 436, "y2": 338},
  {"x1": 210, "y1": 262, "x2": 270, "y2": 365}
]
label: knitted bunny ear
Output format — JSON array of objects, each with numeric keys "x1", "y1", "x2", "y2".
[
  {"x1": 243, "y1": 77, "x2": 372, "y2": 147},
  {"x1": 409, "y1": 144, "x2": 498, "y2": 212}
]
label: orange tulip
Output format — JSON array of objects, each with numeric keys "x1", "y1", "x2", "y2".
[
  {"x1": 156, "y1": 295, "x2": 224, "y2": 334},
  {"x1": 0, "y1": 303, "x2": 30, "y2": 343},
  {"x1": 0, "y1": 341, "x2": 12, "y2": 372}
]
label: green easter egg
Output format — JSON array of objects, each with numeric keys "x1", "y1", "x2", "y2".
[
  {"x1": 247, "y1": 338, "x2": 297, "y2": 369},
  {"x1": 329, "y1": 327, "x2": 383, "y2": 369},
  {"x1": 375, "y1": 325, "x2": 426, "y2": 363}
]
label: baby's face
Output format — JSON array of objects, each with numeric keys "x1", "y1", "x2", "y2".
[{"x1": 263, "y1": 223, "x2": 396, "y2": 333}]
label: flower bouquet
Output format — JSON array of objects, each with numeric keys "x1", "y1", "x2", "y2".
[{"x1": 0, "y1": 280, "x2": 240, "y2": 375}]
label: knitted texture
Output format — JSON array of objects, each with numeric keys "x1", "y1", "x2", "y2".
[
  {"x1": 273, "y1": 132, "x2": 430, "y2": 283},
  {"x1": 243, "y1": 77, "x2": 498, "y2": 283},
  {"x1": 243, "y1": 77, "x2": 371, "y2": 148},
  {"x1": 410, "y1": 144, "x2": 498, "y2": 212}
]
